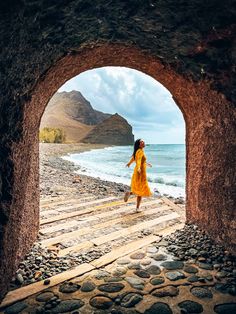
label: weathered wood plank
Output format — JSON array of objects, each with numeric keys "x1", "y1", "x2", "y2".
[{"x1": 0, "y1": 263, "x2": 94, "y2": 309}]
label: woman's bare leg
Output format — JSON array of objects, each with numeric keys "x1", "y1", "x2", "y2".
[
  {"x1": 124, "y1": 191, "x2": 132, "y2": 202},
  {"x1": 136, "y1": 196, "x2": 142, "y2": 212}
]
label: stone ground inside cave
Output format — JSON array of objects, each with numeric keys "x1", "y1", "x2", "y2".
[{"x1": 1, "y1": 194, "x2": 236, "y2": 314}]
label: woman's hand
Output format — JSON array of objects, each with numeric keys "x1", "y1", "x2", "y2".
[
  {"x1": 147, "y1": 163, "x2": 152, "y2": 168},
  {"x1": 137, "y1": 168, "x2": 141, "y2": 174},
  {"x1": 126, "y1": 163, "x2": 130, "y2": 168}
]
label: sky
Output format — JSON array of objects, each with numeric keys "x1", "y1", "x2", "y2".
[{"x1": 58, "y1": 67, "x2": 185, "y2": 144}]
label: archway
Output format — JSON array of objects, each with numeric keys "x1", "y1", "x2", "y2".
[{"x1": 0, "y1": 44, "x2": 235, "y2": 299}]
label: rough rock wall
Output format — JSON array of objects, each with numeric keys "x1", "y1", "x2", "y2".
[{"x1": 0, "y1": 0, "x2": 235, "y2": 299}]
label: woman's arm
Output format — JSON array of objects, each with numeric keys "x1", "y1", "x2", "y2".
[
  {"x1": 136, "y1": 150, "x2": 143, "y2": 173},
  {"x1": 126, "y1": 155, "x2": 134, "y2": 167}
]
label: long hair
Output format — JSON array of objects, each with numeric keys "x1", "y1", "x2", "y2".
[{"x1": 132, "y1": 139, "x2": 141, "y2": 159}]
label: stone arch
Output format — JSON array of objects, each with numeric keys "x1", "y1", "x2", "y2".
[{"x1": 0, "y1": 0, "x2": 235, "y2": 300}]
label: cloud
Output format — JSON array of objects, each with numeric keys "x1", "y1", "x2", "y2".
[{"x1": 58, "y1": 67, "x2": 185, "y2": 144}]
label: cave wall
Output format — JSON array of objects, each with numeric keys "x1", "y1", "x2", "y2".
[{"x1": 0, "y1": 0, "x2": 235, "y2": 299}]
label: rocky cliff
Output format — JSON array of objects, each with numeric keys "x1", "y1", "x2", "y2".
[
  {"x1": 82, "y1": 113, "x2": 134, "y2": 145},
  {"x1": 40, "y1": 91, "x2": 134, "y2": 145}
]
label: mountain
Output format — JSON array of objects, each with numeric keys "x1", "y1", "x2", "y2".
[
  {"x1": 40, "y1": 91, "x2": 111, "y2": 143},
  {"x1": 82, "y1": 113, "x2": 134, "y2": 145},
  {"x1": 40, "y1": 91, "x2": 134, "y2": 145}
]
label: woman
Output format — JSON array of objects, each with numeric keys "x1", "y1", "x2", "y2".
[{"x1": 124, "y1": 139, "x2": 152, "y2": 212}]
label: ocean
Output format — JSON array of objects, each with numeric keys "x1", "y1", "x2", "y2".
[{"x1": 62, "y1": 144, "x2": 186, "y2": 198}]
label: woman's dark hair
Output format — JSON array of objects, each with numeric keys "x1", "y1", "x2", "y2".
[{"x1": 132, "y1": 139, "x2": 141, "y2": 159}]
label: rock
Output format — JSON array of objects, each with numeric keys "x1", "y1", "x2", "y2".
[
  {"x1": 59, "y1": 282, "x2": 80, "y2": 293},
  {"x1": 98, "y1": 283, "x2": 125, "y2": 293},
  {"x1": 150, "y1": 276, "x2": 165, "y2": 285},
  {"x1": 95, "y1": 270, "x2": 110, "y2": 279},
  {"x1": 141, "y1": 258, "x2": 152, "y2": 265},
  {"x1": 50, "y1": 299, "x2": 84, "y2": 313},
  {"x1": 81, "y1": 281, "x2": 96, "y2": 292},
  {"x1": 191, "y1": 287, "x2": 213, "y2": 298},
  {"x1": 117, "y1": 258, "x2": 130, "y2": 265},
  {"x1": 144, "y1": 302, "x2": 173, "y2": 314},
  {"x1": 112, "y1": 266, "x2": 127, "y2": 276},
  {"x1": 125, "y1": 276, "x2": 145, "y2": 290},
  {"x1": 146, "y1": 265, "x2": 161, "y2": 275},
  {"x1": 44, "y1": 279, "x2": 50, "y2": 285},
  {"x1": 4, "y1": 302, "x2": 28, "y2": 314},
  {"x1": 90, "y1": 296, "x2": 113, "y2": 309},
  {"x1": 183, "y1": 265, "x2": 198, "y2": 273},
  {"x1": 120, "y1": 292, "x2": 143, "y2": 308},
  {"x1": 146, "y1": 246, "x2": 158, "y2": 254},
  {"x1": 36, "y1": 291, "x2": 55, "y2": 302},
  {"x1": 15, "y1": 274, "x2": 24, "y2": 284},
  {"x1": 187, "y1": 275, "x2": 200, "y2": 283},
  {"x1": 152, "y1": 286, "x2": 179, "y2": 297},
  {"x1": 104, "y1": 277, "x2": 123, "y2": 282},
  {"x1": 128, "y1": 262, "x2": 141, "y2": 270},
  {"x1": 153, "y1": 253, "x2": 168, "y2": 261},
  {"x1": 214, "y1": 303, "x2": 236, "y2": 314},
  {"x1": 165, "y1": 271, "x2": 186, "y2": 281},
  {"x1": 197, "y1": 262, "x2": 213, "y2": 270},
  {"x1": 178, "y1": 300, "x2": 203, "y2": 313},
  {"x1": 161, "y1": 261, "x2": 184, "y2": 270},
  {"x1": 134, "y1": 270, "x2": 151, "y2": 278},
  {"x1": 130, "y1": 252, "x2": 146, "y2": 259}
]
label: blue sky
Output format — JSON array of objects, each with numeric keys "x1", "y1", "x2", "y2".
[{"x1": 58, "y1": 67, "x2": 185, "y2": 144}]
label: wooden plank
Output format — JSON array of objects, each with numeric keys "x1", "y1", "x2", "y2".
[
  {"x1": 40, "y1": 199, "x2": 163, "y2": 246},
  {"x1": 40, "y1": 197, "x2": 137, "y2": 225},
  {"x1": 91, "y1": 235, "x2": 158, "y2": 268},
  {"x1": 0, "y1": 263, "x2": 94, "y2": 309},
  {"x1": 58, "y1": 205, "x2": 169, "y2": 256},
  {"x1": 40, "y1": 195, "x2": 93, "y2": 209},
  {"x1": 40, "y1": 220, "x2": 80, "y2": 235},
  {"x1": 162, "y1": 196, "x2": 185, "y2": 217},
  {"x1": 155, "y1": 222, "x2": 185, "y2": 236},
  {"x1": 40, "y1": 202, "x2": 166, "y2": 237},
  {"x1": 57, "y1": 241, "x2": 94, "y2": 257},
  {"x1": 46, "y1": 196, "x2": 117, "y2": 213},
  {"x1": 91, "y1": 212, "x2": 179, "y2": 246}
]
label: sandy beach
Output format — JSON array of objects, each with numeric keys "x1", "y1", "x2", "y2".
[{"x1": 40, "y1": 143, "x2": 185, "y2": 205}]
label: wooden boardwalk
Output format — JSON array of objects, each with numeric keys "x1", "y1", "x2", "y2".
[{"x1": 0, "y1": 194, "x2": 185, "y2": 308}]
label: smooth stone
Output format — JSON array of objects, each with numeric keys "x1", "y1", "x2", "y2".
[
  {"x1": 112, "y1": 266, "x2": 127, "y2": 276},
  {"x1": 117, "y1": 258, "x2": 130, "y2": 265},
  {"x1": 130, "y1": 252, "x2": 146, "y2": 259},
  {"x1": 81, "y1": 281, "x2": 96, "y2": 292},
  {"x1": 104, "y1": 277, "x2": 123, "y2": 282},
  {"x1": 214, "y1": 303, "x2": 236, "y2": 314},
  {"x1": 90, "y1": 296, "x2": 113, "y2": 309},
  {"x1": 153, "y1": 253, "x2": 168, "y2": 261},
  {"x1": 161, "y1": 261, "x2": 184, "y2": 270},
  {"x1": 158, "y1": 240, "x2": 169, "y2": 247},
  {"x1": 128, "y1": 262, "x2": 141, "y2": 270},
  {"x1": 4, "y1": 302, "x2": 27, "y2": 314},
  {"x1": 146, "y1": 265, "x2": 161, "y2": 275},
  {"x1": 44, "y1": 279, "x2": 50, "y2": 285},
  {"x1": 134, "y1": 270, "x2": 151, "y2": 278},
  {"x1": 120, "y1": 292, "x2": 143, "y2": 308},
  {"x1": 49, "y1": 300, "x2": 84, "y2": 313},
  {"x1": 98, "y1": 283, "x2": 125, "y2": 293},
  {"x1": 141, "y1": 258, "x2": 152, "y2": 266},
  {"x1": 150, "y1": 276, "x2": 165, "y2": 285},
  {"x1": 183, "y1": 265, "x2": 198, "y2": 274},
  {"x1": 125, "y1": 276, "x2": 145, "y2": 290},
  {"x1": 191, "y1": 287, "x2": 213, "y2": 298},
  {"x1": 178, "y1": 300, "x2": 203, "y2": 313},
  {"x1": 165, "y1": 271, "x2": 186, "y2": 281},
  {"x1": 144, "y1": 302, "x2": 173, "y2": 314},
  {"x1": 197, "y1": 262, "x2": 213, "y2": 270},
  {"x1": 36, "y1": 291, "x2": 55, "y2": 302},
  {"x1": 95, "y1": 270, "x2": 110, "y2": 279},
  {"x1": 59, "y1": 282, "x2": 80, "y2": 293},
  {"x1": 15, "y1": 274, "x2": 24, "y2": 284},
  {"x1": 187, "y1": 275, "x2": 200, "y2": 283},
  {"x1": 215, "y1": 271, "x2": 228, "y2": 279},
  {"x1": 152, "y1": 285, "x2": 179, "y2": 297},
  {"x1": 146, "y1": 246, "x2": 158, "y2": 253}
]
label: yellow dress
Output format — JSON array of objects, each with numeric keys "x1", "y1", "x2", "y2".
[{"x1": 127, "y1": 148, "x2": 152, "y2": 197}]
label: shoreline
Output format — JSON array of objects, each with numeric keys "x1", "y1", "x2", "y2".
[{"x1": 40, "y1": 143, "x2": 185, "y2": 205}]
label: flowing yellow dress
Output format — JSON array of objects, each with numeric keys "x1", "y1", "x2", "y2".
[{"x1": 127, "y1": 148, "x2": 152, "y2": 197}]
